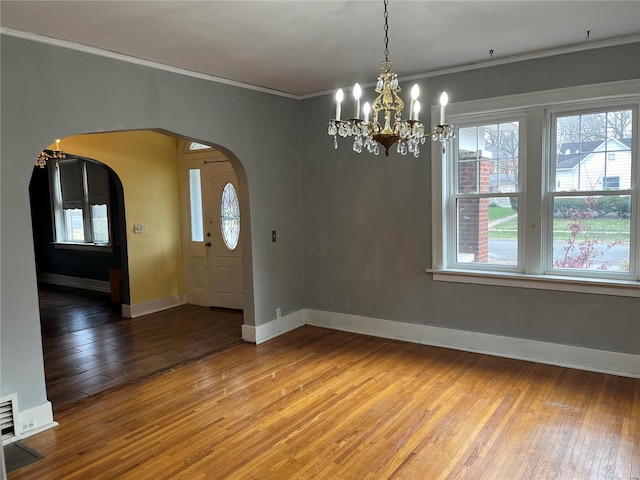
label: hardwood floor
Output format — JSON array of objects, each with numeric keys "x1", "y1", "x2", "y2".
[
  {"x1": 39, "y1": 283, "x2": 124, "y2": 337},
  {"x1": 13, "y1": 326, "x2": 640, "y2": 479},
  {"x1": 38, "y1": 284, "x2": 243, "y2": 413}
]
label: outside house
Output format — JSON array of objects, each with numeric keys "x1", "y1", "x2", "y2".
[{"x1": 555, "y1": 137, "x2": 632, "y2": 191}]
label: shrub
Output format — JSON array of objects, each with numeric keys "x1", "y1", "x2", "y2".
[{"x1": 553, "y1": 196, "x2": 631, "y2": 218}]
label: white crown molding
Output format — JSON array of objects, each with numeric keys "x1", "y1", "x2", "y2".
[
  {"x1": 0, "y1": 27, "x2": 299, "y2": 100},
  {"x1": 3, "y1": 27, "x2": 637, "y2": 102},
  {"x1": 301, "y1": 34, "x2": 640, "y2": 100}
]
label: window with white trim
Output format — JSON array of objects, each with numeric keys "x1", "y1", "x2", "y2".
[
  {"x1": 549, "y1": 107, "x2": 634, "y2": 275},
  {"x1": 451, "y1": 116, "x2": 523, "y2": 269},
  {"x1": 431, "y1": 83, "x2": 639, "y2": 294},
  {"x1": 50, "y1": 157, "x2": 111, "y2": 245}
]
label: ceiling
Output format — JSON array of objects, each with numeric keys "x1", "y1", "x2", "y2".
[{"x1": 1, "y1": 1, "x2": 639, "y2": 96}]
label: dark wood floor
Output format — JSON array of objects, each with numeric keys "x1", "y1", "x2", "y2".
[
  {"x1": 38, "y1": 284, "x2": 243, "y2": 413},
  {"x1": 14, "y1": 326, "x2": 640, "y2": 479}
]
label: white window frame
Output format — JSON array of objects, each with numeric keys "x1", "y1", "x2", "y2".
[
  {"x1": 447, "y1": 111, "x2": 526, "y2": 273},
  {"x1": 49, "y1": 157, "x2": 112, "y2": 249},
  {"x1": 430, "y1": 80, "x2": 640, "y2": 298}
]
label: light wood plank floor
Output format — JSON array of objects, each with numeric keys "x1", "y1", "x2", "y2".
[{"x1": 13, "y1": 326, "x2": 640, "y2": 479}]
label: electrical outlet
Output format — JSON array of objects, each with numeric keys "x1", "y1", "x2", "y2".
[
  {"x1": 134, "y1": 224, "x2": 144, "y2": 234},
  {"x1": 276, "y1": 308, "x2": 281, "y2": 319},
  {"x1": 21, "y1": 420, "x2": 36, "y2": 432}
]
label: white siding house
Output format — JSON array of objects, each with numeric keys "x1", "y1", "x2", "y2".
[{"x1": 556, "y1": 137, "x2": 632, "y2": 191}]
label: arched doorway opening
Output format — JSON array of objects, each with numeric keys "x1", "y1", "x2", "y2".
[{"x1": 27, "y1": 130, "x2": 254, "y2": 412}]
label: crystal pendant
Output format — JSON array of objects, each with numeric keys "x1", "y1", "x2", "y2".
[{"x1": 334, "y1": 136, "x2": 338, "y2": 149}]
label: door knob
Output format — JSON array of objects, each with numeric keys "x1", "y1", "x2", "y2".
[{"x1": 205, "y1": 242, "x2": 212, "y2": 247}]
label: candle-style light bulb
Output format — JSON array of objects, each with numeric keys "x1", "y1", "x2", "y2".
[
  {"x1": 414, "y1": 101, "x2": 421, "y2": 122},
  {"x1": 439, "y1": 91, "x2": 449, "y2": 125},
  {"x1": 411, "y1": 84, "x2": 420, "y2": 100},
  {"x1": 363, "y1": 102, "x2": 371, "y2": 123},
  {"x1": 55, "y1": 139, "x2": 61, "y2": 150},
  {"x1": 409, "y1": 84, "x2": 420, "y2": 120},
  {"x1": 335, "y1": 88, "x2": 344, "y2": 121},
  {"x1": 353, "y1": 83, "x2": 361, "y2": 119}
]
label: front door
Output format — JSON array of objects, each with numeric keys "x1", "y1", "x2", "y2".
[
  {"x1": 203, "y1": 162, "x2": 243, "y2": 309},
  {"x1": 179, "y1": 145, "x2": 243, "y2": 310}
]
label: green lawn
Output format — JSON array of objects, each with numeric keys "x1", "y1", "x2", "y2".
[
  {"x1": 489, "y1": 216, "x2": 630, "y2": 242},
  {"x1": 488, "y1": 206, "x2": 516, "y2": 222}
]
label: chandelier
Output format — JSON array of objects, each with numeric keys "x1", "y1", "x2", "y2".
[
  {"x1": 36, "y1": 139, "x2": 66, "y2": 168},
  {"x1": 328, "y1": 0, "x2": 455, "y2": 157}
]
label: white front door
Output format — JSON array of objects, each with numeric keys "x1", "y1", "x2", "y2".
[
  {"x1": 179, "y1": 146, "x2": 243, "y2": 310},
  {"x1": 203, "y1": 163, "x2": 243, "y2": 309}
]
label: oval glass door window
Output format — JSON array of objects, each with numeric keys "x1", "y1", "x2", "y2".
[{"x1": 220, "y1": 183, "x2": 240, "y2": 250}]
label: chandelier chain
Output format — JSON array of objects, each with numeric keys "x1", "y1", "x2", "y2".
[{"x1": 383, "y1": 0, "x2": 389, "y2": 63}]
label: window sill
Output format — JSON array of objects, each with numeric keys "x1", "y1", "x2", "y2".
[
  {"x1": 52, "y1": 242, "x2": 113, "y2": 252},
  {"x1": 426, "y1": 268, "x2": 640, "y2": 298}
]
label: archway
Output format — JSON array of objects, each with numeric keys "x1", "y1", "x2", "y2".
[{"x1": 26, "y1": 130, "x2": 254, "y2": 411}]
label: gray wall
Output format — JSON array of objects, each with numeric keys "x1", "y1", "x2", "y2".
[
  {"x1": 1, "y1": 35, "x2": 305, "y2": 411},
  {"x1": 1, "y1": 34, "x2": 638, "y2": 422},
  {"x1": 300, "y1": 43, "x2": 640, "y2": 354}
]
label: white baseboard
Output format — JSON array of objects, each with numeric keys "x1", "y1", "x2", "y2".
[
  {"x1": 38, "y1": 272, "x2": 110, "y2": 293},
  {"x1": 304, "y1": 309, "x2": 640, "y2": 379},
  {"x1": 122, "y1": 293, "x2": 186, "y2": 318},
  {"x1": 242, "y1": 309, "x2": 305, "y2": 345},
  {"x1": 17, "y1": 401, "x2": 58, "y2": 441}
]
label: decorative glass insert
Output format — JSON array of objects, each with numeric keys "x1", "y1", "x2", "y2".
[
  {"x1": 220, "y1": 183, "x2": 240, "y2": 250},
  {"x1": 189, "y1": 169, "x2": 204, "y2": 242}
]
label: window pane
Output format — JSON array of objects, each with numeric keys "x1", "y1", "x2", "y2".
[
  {"x1": 86, "y1": 161, "x2": 109, "y2": 204},
  {"x1": 457, "y1": 122, "x2": 519, "y2": 194},
  {"x1": 555, "y1": 109, "x2": 632, "y2": 192},
  {"x1": 552, "y1": 195, "x2": 631, "y2": 272},
  {"x1": 58, "y1": 161, "x2": 84, "y2": 209},
  {"x1": 220, "y1": 183, "x2": 240, "y2": 250},
  {"x1": 189, "y1": 169, "x2": 204, "y2": 242},
  {"x1": 64, "y1": 208, "x2": 84, "y2": 241},
  {"x1": 189, "y1": 142, "x2": 210, "y2": 151},
  {"x1": 91, "y1": 204, "x2": 109, "y2": 243},
  {"x1": 456, "y1": 197, "x2": 518, "y2": 265}
]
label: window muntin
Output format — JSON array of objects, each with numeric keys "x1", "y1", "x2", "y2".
[
  {"x1": 548, "y1": 107, "x2": 636, "y2": 277},
  {"x1": 220, "y1": 183, "x2": 240, "y2": 250},
  {"x1": 52, "y1": 158, "x2": 111, "y2": 245},
  {"x1": 450, "y1": 118, "x2": 523, "y2": 270}
]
